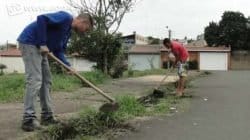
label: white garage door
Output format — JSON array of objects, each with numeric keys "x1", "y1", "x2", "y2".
[
  {"x1": 129, "y1": 54, "x2": 160, "y2": 70},
  {"x1": 200, "y1": 53, "x2": 228, "y2": 71}
]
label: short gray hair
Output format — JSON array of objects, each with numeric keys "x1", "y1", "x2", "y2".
[{"x1": 77, "y1": 13, "x2": 94, "y2": 27}]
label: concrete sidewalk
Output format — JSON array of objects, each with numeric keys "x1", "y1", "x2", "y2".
[{"x1": 120, "y1": 71, "x2": 250, "y2": 140}]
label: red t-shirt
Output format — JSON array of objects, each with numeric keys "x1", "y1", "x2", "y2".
[{"x1": 171, "y1": 41, "x2": 189, "y2": 62}]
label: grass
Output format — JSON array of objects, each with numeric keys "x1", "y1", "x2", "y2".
[
  {"x1": 0, "y1": 70, "x2": 108, "y2": 103},
  {"x1": 29, "y1": 71, "x2": 201, "y2": 140},
  {"x1": 52, "y1": 70, "x2": 109, "y2": 91},
  {"x1": 113, "y1": 95, "x2": 146, "y2": 120},
  {"x1": 39, "y1": 82, "x2": 191, "y2": 140},
  {"x1": 0, "y1": 74, "x2": 25, "y2": 102},
  {"x1": 123, "y1": 69, "x2": 169, "y2": 78},
  {"x1": 41, "y1": 95, "x2": 148, "y2": 139}
]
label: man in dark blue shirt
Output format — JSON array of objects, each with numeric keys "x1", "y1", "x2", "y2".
[{"x1": 17, "y1": 11, "x2": 93, "y2": 131}]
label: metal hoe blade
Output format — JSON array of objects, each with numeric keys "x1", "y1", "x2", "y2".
[{"x1": 99, "y1": 102, "x2": 119, "y2": 113}]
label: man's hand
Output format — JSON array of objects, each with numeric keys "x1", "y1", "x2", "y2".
[
  {"x1": 40, "y1": 46, "x2": 49, "y2": 54},
  {"x1": 67, "y1": 67, "x2": 77, "y2": 75}
]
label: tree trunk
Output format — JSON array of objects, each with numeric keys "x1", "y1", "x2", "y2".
[{"x1": 103, "y1": 47, "x2": 108, "y2": 74}]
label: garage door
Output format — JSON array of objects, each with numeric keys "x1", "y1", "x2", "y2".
[
  {"x1": 129, "y1": 54, "x2": 160, "y2": 70},
  {"x1": 200, "y1": 53, "x2": 228, "y2": 71}
]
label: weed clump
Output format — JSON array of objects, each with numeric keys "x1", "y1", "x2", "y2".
[{"x1": 41, "y1": 96, "x2": 146, "y2": 140}]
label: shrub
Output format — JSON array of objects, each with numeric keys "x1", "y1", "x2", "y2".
[
  {"x1": 0, "y1": 64, "x2": 7, "y2": 75},
  {"x1": 188, "y1": 61, "x2": 198, "y2": 70}
]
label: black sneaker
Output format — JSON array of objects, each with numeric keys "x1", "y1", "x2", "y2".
[
  {"x1": 41, "y1": 116, "x2": 60, "y2": 126},
  {"x1": 21, "y1": 119, "x2": 42, "y2": 132}
]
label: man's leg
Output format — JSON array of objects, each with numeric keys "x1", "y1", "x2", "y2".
[
  {"x1": 176, "y1": 62, "x2": 182, "y2": 96},
  {"x1": 20, "y1": 43, "x2": 43, "y2": 131},
  {"x1": 176, "y1": 78, "x2": 181, "y2": 96},
  {"x1": 179, "y1": 76, "x2": 186, "y2": 95},
  {"x1": 40, "y1": 54, "x2": 53, "y2": 119},
  {"x1": 179, "y1": 62, "x2": 188, "y2": 95},
  {"x1": 40, "y1": 54, "x2": 58, "y2": 125}
]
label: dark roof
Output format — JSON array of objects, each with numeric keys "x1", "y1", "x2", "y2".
[{"x1": 0, "y1": 48, "x2": 21, "y2": 57}]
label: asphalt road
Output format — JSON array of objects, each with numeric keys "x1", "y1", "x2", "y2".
[{"x1": 119, "y1": 71, "x2": 250, "y2": 140}]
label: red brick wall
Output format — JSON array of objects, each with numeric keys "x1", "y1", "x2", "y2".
[{"x1": 160, "y1": 51, "x2": 199, "y2": 68}]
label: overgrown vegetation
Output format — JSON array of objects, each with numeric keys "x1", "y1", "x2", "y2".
[
  {"x1": 39, "y1": 96, "x2": 183, "y2": 140},
  {"x1": 0, "y1": 74, "x2": 24, "y2": 102},
  {"x1": 0, "y1": 70, "x2": 108, "y2": 102},
  {"x1": 38, "y1": 81, "x2": 192, "y2": 140},
  {"x1": 0, "y1": 64, "x2": 7, "y2": 75},
  {"x1": 188, "y1": 61, "x2": 198, "y2": 70},
  {"x1": 39, "y1": 95, "x2": 147, "y2": 140},
  {"x1": 204, "y1": 11, "x2": 250, "y2": 50}
]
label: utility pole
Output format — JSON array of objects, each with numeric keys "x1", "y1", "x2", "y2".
[
  {"x1": 165, "y1": 26, "x2": 172, "y2": 69},
  {"x1": 166, "y1": 26, "x2": 172, "y2": 40}
]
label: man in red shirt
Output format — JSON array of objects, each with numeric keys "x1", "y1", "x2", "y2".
[{"x1": 163, "y1": 38, "x2": 189, "y2": 97}]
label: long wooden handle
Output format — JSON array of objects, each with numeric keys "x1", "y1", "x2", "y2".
[
  {"x1": 155, "y1": 74, "x2": 169, "y2": 89},
  {"x1": 48, "y1": 53, "x2": 115, "y2": 102}
]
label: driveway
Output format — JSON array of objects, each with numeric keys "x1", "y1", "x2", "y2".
[{"x1": 119, "y1": 71, "x2": 250, "y2": 140}]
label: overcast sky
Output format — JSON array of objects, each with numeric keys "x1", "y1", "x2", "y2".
[{"x1": 1, "y1": 0, "x2": 250, "y2": 44}]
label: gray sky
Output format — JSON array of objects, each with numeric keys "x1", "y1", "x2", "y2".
[
  {"x1": 119, "y1": 0, "x2": 250, "y2": 39},
  {"x1": 1, "y1": 0, "x2": 250, "y2": 44}
]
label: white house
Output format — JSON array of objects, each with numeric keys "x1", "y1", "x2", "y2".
[
  {"x1": 128, "y1": 45, "x2": 161, "y2": 70},
  {"x1": 0, "y1": 47, "x2": 24, "y2": 73},
  {"x1": 68, "y1": 57, "x2": 96, "y2": 72},
  {"x1": 161, "y1": 46, "x2": 231, "y2": 71},
  {"x1": 0, "y1": 46, "x2": 96, "y2": 73}
]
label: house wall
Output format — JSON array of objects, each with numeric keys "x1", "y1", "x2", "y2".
[
  {"x1": 160, "y1": 51, "x2": 200, "y2": 68},
  {"x1": 161, "y1": 51, "x2": 230, "y2": 70},
  {"x1": 128, "y1": 54, "x2": 160, "y2": 70},
  {"x1": 0, "y1": 57, "x2": 24, "y2": 73},
  {"x1": 135, "y1": 35, "x2": 148, "y2": 45},
  {"x1": 0, "y1": 57, "x2": 96, "y2": 73},
  {"x1": 68, "y1": 57, "x2": 96, "y2": 72},
  {"x1": 188, "y1": 52, "x2": 199, "y2": 62}
]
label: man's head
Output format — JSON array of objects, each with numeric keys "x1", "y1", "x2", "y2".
[
  {"x1": 72, "y1": 13, "x2": 94, "y2": 33},
  {"x1": 163, "y1": 38, "x2": 171, "y2": 49}
]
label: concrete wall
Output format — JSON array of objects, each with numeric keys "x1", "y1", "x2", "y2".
[
  {"x1": 231, "y1": 51, "x2": 250, "y2": 70},
  {"x1": 128, "y1": 54, "x2": 160, "y2": 70},
  {"x1": 0, "y1": 56, "x2": 96, "y2": 73},
  {"x1": 68, "y1": 57, "x2": 96, "y2": 72},
  {"x1": 0, "y1": 57, "x2": 24, "y2": 73}
]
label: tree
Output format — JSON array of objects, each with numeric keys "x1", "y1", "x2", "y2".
[
  {"x1": 68, "y1": 30, "x2": 123, "y2": 76},
  {"x1": 147, "y1": 36, "x2": 160, "y2": 44},
  {"x1": 218, "y1": 11, "x2": 248, "y2": 50},
  {"x1": 204, "y1": 11, "x2": 249, "y2": 50},
  {"x1": 246, "y1": 17, "x2": 250, "y2": 50},
  {"x1": 204, "y1": 22, "x2": 220, "y2": 46},
  {"x1": 67, "y1": 0, "x2": 138, "y2": 74}
]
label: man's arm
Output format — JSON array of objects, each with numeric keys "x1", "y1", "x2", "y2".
[
  {"x1": 170, "y1": 51, "x2": 180, "y2": 67},
  {"x1": 36, "y1": 11, "x2": 72, "y2": 46},
  {"x1": 53, "y1": 51, "x2": 71, "y2": 66}
]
